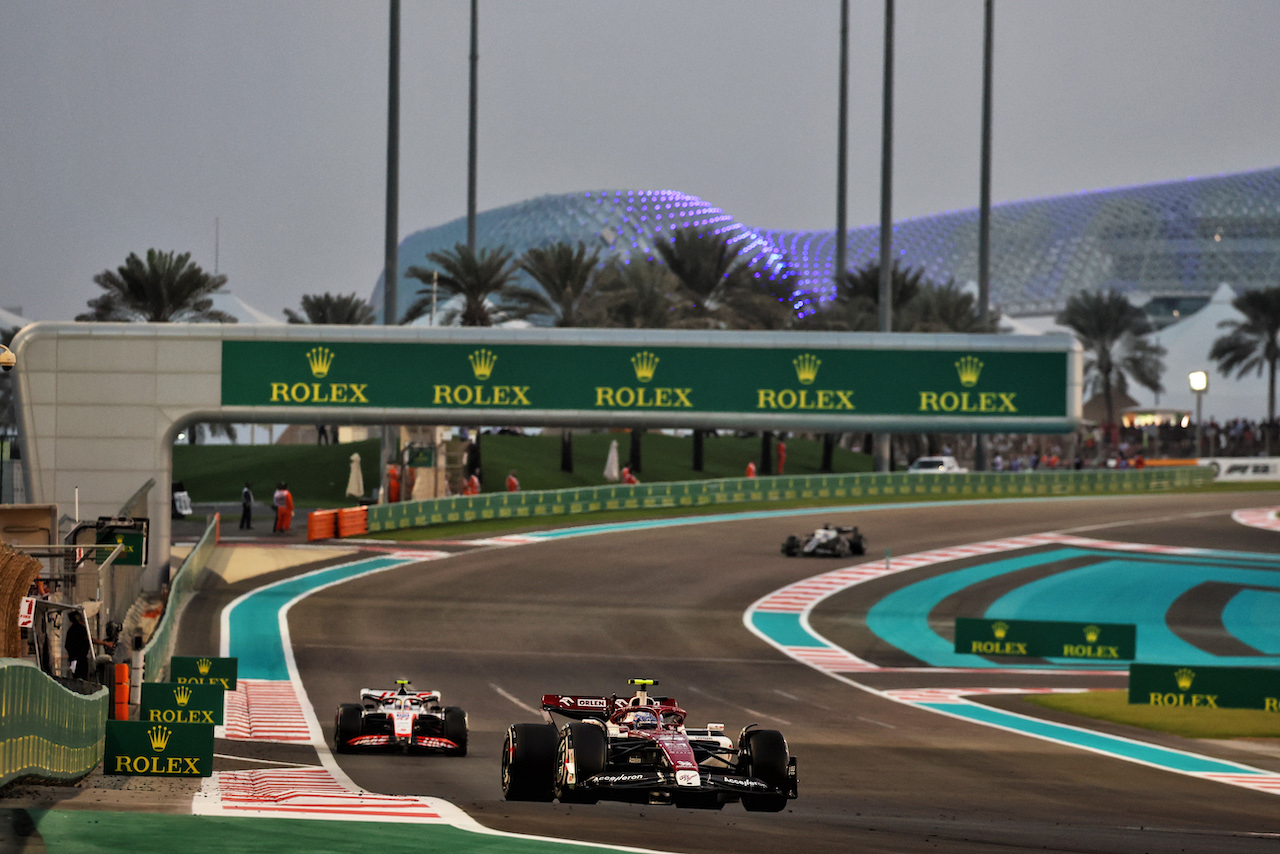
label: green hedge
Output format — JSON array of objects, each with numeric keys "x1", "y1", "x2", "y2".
[
  {"x1": 0, "y1": 659, "x2": 108, "y2": 787},
  {"x1": 367, "y1": 466, "x2": 1214, "y2": 533}
]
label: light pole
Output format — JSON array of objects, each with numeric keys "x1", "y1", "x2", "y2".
[{"x1": 1189, "y1": 370, "x2": 1208, "y2": 458}]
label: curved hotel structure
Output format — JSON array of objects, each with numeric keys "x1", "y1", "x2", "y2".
[{"x1": 372, "y1": 166, "x2": 1280, "y2": 331}]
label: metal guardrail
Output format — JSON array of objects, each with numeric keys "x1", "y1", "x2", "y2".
[
  {"x1": 0, "y1": 658, "x2": 108, "y2": 787},
  {"x1": 366, "y1": 466, "x2": 1215, "y2": 533},
  {"x1": 142, "y1": 514, "x2": 220, "y2": 683}
]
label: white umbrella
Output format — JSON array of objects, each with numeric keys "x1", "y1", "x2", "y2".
[
  {"x1": 603, "y1": 440, "x2": 620, "y2": 482},
  {"x1": 346, "y1": 452, "x2": 364, "y2": 498}
]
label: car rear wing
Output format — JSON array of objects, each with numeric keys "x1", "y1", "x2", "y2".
[{"x1": 541, "y1": 694, "x2": 615, "y2": 721}]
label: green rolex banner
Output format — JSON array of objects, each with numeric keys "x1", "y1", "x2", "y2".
[
  {"x1": 104, "y1": 720, "x2": 214, "y2": 777},
  {"x1": 955, "y1": 618, "x2": 1136, "y2": 661},
  {"x1": 140, "y1": 682, "x2": 225, "y2": 725},
  {"x1": 170, "y1": 655, "x2": 237, "y2": 690},
  {"x1": 1129, "y1": 663, "x2": 1280, "y2": 711},
  {"x1": 220, "y1": 338, "x2": 1074, "y2": 431}
]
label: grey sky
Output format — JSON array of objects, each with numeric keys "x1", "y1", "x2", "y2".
[{"x1": 3, "y1": 0, "x2": 1278, "y2": 324}]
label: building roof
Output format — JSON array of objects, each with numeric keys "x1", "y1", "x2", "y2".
[{"x1": 372, "y1": 167, "x2": 1280, "y2": 325}]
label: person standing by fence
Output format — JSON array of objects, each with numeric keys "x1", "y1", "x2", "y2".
[{"x1": 240, "y1": 482, "x2": 254, "y2": 530}]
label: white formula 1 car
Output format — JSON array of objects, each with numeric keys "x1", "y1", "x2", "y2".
[
  {"x1": 781, "y1": 523, "x2": 867, "y2": 557},
  {"x1": 334, "y1": 679, "x2": 467, "y2": 755}
]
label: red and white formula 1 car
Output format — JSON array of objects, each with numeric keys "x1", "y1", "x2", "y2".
[
  {"x1": 501, "y1": 678, "x2": 797, "y2": 811},
  {"x1": 334, "y1": 679, "x2": 467, "y2": 755}
]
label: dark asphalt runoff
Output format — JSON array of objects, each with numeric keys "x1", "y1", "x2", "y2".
[{"x1": 212, "y1": 491, "x2": 1280, "y2": 854}]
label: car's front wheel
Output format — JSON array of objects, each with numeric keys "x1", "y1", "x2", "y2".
[
  {"x1": 443, "y1": 706, "x2": 468, "y2": 756},
  {"x1": 740, "y1": 729, "x2": 790, "y2": 812},
  {"x1": 334, "y1": 703, "x2": 363, "y2": 754},
  {"x1": 501, "y1": 723, "x2": 557, "y2": 801},
  {"x1": 555, "y1": 722, "x2": 607, "y2": 804}
]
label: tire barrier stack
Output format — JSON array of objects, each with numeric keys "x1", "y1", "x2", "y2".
[
  {"x1": 355, "y1": 466, "x2": 1216, "y2": 536},
  {"x1": 0, "y1": 543, "x2": 41, "y2": 658}
]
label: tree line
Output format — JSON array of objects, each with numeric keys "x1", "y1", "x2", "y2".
[{"x1": 29, "y1": 236, "x2": 1280, "y2": 457}]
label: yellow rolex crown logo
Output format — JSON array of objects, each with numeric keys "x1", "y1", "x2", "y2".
[
  {"x1": 148, "y1": 725, "x2": 172, "y2": 752},
  {"x1": 955, "y1": 355, "x2": 983, "y2": 387},
  {"x1": 1084, "y1": 625, "x2": 1101, "y2": 644},
  {"x1": 306, "y1": 346, "x2": 335, "y2": 379},
  {"x1": 469, "y1": 348, "x2": 497, "y2": 380},
  {"x1": 630, "y1": 351, "x2": 659, "y2": 383},
  {"x1": 1175, "y1": 668, "x2": 1195, "y2": 691},
  {"x1": 793, "y1": 353, "x2": 821, "y2": 385},
  {"x1": 173, "y1": 685, "x2": 192, "y2": 707},
  {"x1": 991, "y1": 621, "x2": 1009, "y2": 640},
  {"x1": 196, "y1": 658, "x2": 212, "y2": 675}
]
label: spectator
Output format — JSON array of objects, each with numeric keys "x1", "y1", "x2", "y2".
[
  {"x1": 273, "y1": 482, "x2": 294, "y2": 533},
  {"x1": 240, "y1": 482, "x2": 253, "y2": 530},
  {"x1": 64, "y1": 610, "x2": 110, "y2": 680}
]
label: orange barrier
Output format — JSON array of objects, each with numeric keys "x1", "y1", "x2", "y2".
[
  {"x1": 307, "y1": 509, "x2": 338, "y2": 541},
  {"x1": 114, "y1": 663, "x2": 130, "y2": 720},
  {"x1": 1142, "y1": 458, "x2": 1199, "y2": 467},
  {"x1": 337, "y1": 506, "x2": 368, "y2": 538}
]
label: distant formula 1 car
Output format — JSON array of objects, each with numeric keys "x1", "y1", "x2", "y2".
[
  {"x1": 501, "y1": 678, "x2": 797, "y2": 811},
  {"x1": 334, "y1": 679, "x2": 467, "y2": 755},
  {"x1": 781, "y1": 523, "x2": 867, "y2": 557}
]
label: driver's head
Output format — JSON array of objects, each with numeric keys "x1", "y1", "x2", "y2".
[{"x1": 628, "y1": 710, "x2": 658, "y2": 730}]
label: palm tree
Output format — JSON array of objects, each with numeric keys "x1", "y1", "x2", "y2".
[
  {"x1": 653, "y1": 228, "x2": 792, "y2": 329},
  {"x1": 1056, "y1": 290, "x2": 1165, "y2": 447},
  {"x1": 77, "y1": 249, "x2": 235, "y2": 323},
  {"x1": 285, "y1": 292, "x2": 376, "y2": 325},
  {"x1": 900, "y1": 279, "x2": 1000, "y2": 333},
  {"x1": 404, "y1": 244, "x2": 519, "y2": 326},
  {"x1": 590, "y1": 259, "x2": 684, "y2": 328},
  {"x1": 1209, "y1": 285, "x2": 1280, "y2": 454},
  {"x1": 801, "y1": 262, "x2": 960, "y2": 332},
  {"x1": 509, "y1": 241, "x2": 604, "y2": 327}
]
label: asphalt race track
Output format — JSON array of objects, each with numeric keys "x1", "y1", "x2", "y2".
[{"x1": 190, "y1": 491, "x2": 1280, "y2": 854}]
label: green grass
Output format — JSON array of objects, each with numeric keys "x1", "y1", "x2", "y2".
[
  {"x1": 172, "y1": 433, "x2": 870, "y2": 504},
  {"x1": 172, "y1": 438, "x2": 383, "y2": 506},
  {"x1": 1023, "y1": 690, "x2": 1280, "y2": 739},
  {"x1": 475, "y1": 431, "x2": 870, "y2": 492}
]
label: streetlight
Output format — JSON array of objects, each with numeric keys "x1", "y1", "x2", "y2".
[{"x1": 1189, "y1": 370, "x2": 1208, "y2": 458}]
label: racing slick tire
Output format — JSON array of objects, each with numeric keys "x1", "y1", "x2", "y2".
[
  {"x1": 335, "y1": 703, "x2": 363, "y2": 754},
  {"x1": 554, "y1": 722, "x2": 607, "y2": 804},
  {"x1": 502, "y1": 723, "x2": 558, "y2": 802},
  {"x1": 781, "y1": 535, "x2": 800, "y2": 557},
  {"x1": 443, "y1": 706, "x2": 468, "y2": 756},
  {"x1": 740, "y1": 729, "x2": 790, "y2": 812}
]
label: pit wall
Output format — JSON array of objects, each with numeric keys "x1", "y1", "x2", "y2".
[
  {"x1": 142, "y1": 514, "x2": 220, "y2": 683},
  {"x1": 366, "y1": 467, "x2": 1215, "y2": 533},
  {"x1": 0, "y1": 659, "x2": 108, "y2": 787}
]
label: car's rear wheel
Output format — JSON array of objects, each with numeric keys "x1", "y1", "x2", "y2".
[
  {"x1": 443, "y1": 706, "x2": 468, "y2": 756},
  {"x1": 555, "y1": 722, "x2": 607, "y2": 804},
  {"x1": 740, "y1": 729, "x2": 789, "y2": 812},
  {"x1": 334, "y1": 703, "x2": 363, "y2": 753},
  {"x1": 781, "y1": 536, "x2": 800, "y2": 557},
  {"x1": 501, "y1": 723, "x2": 557, "y2": 801}
]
